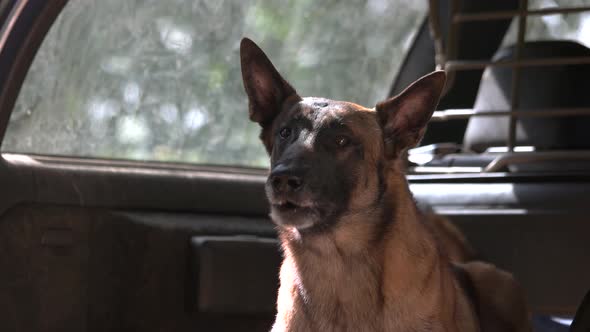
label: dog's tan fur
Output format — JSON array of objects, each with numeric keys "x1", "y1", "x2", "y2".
[
  {"x1": 273, "y1": 170, "x2": 478, "y2": 332},
  {"x1": 240, "y1": 38, "x2": 531, "y2": 332}
]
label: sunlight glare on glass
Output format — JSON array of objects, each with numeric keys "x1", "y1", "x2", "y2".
[
  {"x1": 157, "y1": 18, "x2": 193, "y2": 55},
  {"x1": 88, "y1": 98, "x2": 120, "y2": 121},
  {"x1": 183, "y1": 107, "x2": 207, "y2": 131},
  {"x1": 159, "y1": 103, "x2": 179, "y2": 124},
  {"x1": 123, "y1": 82, "x2": 142, "y2": 107},
  {"x1": 117, "y1": 116, "x2": 150, "y2": 144}
]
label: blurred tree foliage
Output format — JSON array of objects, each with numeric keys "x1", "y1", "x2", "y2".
[
  {"x1": 3, "y1": 0, "x2": 426, "y2": 167},
  {"x1": 5, "y1": 0, "x2": 590, "y2": 168}
]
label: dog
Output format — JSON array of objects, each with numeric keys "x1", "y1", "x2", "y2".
[{"x1": 240, "y1": 38, "x2": 531, "y2": 332}]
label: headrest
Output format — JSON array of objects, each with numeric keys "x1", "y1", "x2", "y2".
[{"x1": 463, "y1": 41, "x2": 590, "y2": 152}]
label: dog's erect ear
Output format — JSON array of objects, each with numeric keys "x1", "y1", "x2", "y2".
[
  {"x1": 376, "y1": 71, "x2": 446, "y2": 158},
  {"x1": 240, "y1": 38, "x2": 300, "y2": 126}
]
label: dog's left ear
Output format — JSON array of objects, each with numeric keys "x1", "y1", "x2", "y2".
[{"x1": 376, "y1": 71, "x2": 446, "y2": 158}]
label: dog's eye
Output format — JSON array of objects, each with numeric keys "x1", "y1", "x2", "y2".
[
  {"x1": 279, "y1": 127, "x2": 292, "y2": 139},
  {"x1": 335, "y1": 136, "x2": 350, "y2": 148}
]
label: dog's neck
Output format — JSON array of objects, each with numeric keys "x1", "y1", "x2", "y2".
[{"x1": 274, "y1": 169, "x2": 459, "y2": 331}]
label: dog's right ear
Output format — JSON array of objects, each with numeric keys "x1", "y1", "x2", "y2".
[{"x1": 240, "y1": 38, "x2": 300, "y2": 127}]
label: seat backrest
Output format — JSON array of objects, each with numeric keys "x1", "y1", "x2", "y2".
[{"x1": 463, "y1": 41, "x2": 590, "y2": 152}]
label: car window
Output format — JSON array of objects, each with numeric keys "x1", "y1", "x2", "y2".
[{"x1": 2, "y1": 0, "x2": 426, "y2": 168}]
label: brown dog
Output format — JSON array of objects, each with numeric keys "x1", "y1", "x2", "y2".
[{"x1": 240, "y1": 38, "x2": 531, "y2": 332}]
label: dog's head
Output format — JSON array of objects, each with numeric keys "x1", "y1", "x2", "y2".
[{"x1": 240, "y1": 38, "x2": 445, "y2": 233}]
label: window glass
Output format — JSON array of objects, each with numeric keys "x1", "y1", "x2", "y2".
[
  {"x1": 2, "y1": 0, "x2": 426, "y2": 167},
  {"x1": 503, "y1": 0, "x2": 590, "y2": 48}
]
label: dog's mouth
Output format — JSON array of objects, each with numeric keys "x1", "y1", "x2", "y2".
[
  {"x1": 273, "y1": 199, "x2": 312, "y2": 212},
  {"x1": 269, "y1": 198, "x2": 320, "y2": 229}
]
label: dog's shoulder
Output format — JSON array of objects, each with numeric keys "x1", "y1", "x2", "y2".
[
  {"x1": 421, "y1": 211, "x2": 476, "y2": 263},
  {"x1": 454, "y1": 261, "x2": 532, "y2": 332}
]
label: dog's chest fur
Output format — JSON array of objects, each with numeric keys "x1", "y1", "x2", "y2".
[
  {"x1": 276, "y1": 234, "x2": 384, "y2": 331},
  {"x1": 271, "y1": 183, "x2": 478, "y2": 332}
]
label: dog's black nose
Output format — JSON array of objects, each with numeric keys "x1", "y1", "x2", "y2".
[
  {"x1": 271, "y1": 175, "x2": 303, "y2": 192},
  {"x1": 270, "y1": 164, "x2": 304, "y2": 192}
]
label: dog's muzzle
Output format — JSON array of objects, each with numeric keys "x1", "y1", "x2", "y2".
[{"x1": 267, "y1": 163, "x2": 318, "y2": 229}]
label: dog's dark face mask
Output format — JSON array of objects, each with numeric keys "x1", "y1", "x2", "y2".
[
  {"x1": 263, "y1": 97, "x2": 383, "y2": 231},
  {"x1": 240, "y1": 38, "x2": 446, "y2": 233}
]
